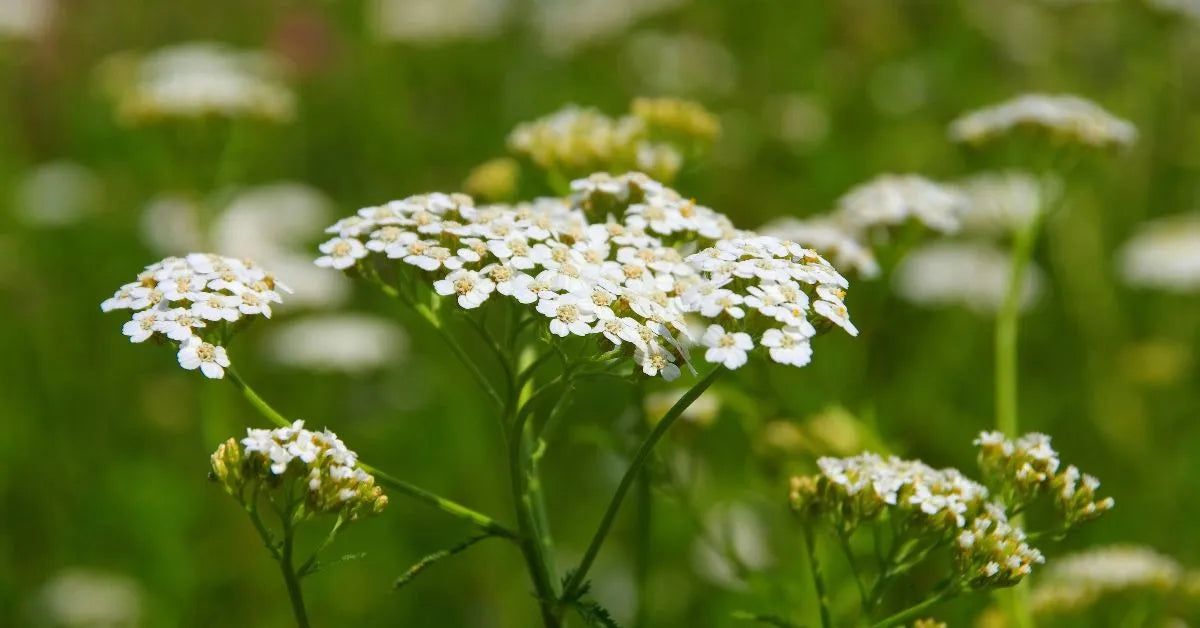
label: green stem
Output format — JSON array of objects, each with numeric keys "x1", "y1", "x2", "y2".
[
  {"x1": 994, "y1": 213, "x2": 1043, "y2": 628},
  {"x1": 559, "y1": 367, "x2": 724, "y2": 606},
  {"x1": 995, "y1": 215, "x2": 1041, "y2": 438},
  {"x1": 393, "y1": 532, "x2": 497, "y2": 590},
  {"x1": 802, "y1": 524, "x2": 833, "y2": 628},
  {"x1": 280, "y1": 521, "x2": 311, "y2": 628},
  {"x1": 225, "y1": 368, "x2": 519, "y2": 539},
  {"x1": 834, "y1": 529, "x2": 871, "y2": 609},
  {"x1": 633, "y1": 387, "x2": 652, "y2": 628},
  {"x1": 508, "y1": 392, "x2": 562, "y2": 627},
  {"x1": 868, "y1": 583, "x2": 959, "y2": 628}
]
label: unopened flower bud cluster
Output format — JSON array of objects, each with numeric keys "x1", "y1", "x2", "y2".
[
  {"x1": 954, "y1": 503, "x2": 1045, "y2": 589},
  {"x1": 210, "y1": 420, "x2": 387, "y2": 520},
  {"x1": 506, "y1": 98, "x2": 719, "y2": 182},
  {"x1": 101, "y1": 253, "x2": 290, "y2": 379},
  {"x1": 316, "y1": 171, "x2": 857, "y2": 380},
  {"x1": 975, "y1": 431, "x2": 1114, "y2": 526}
]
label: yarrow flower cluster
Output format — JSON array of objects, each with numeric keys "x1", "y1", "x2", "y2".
[
  {"x1": 956, "y1": 171, "x2": 1052, "y2": 235},
  {"x1": 790, "y1": 452, "x2": 990, "y2": 533},
  {"x1": 101, "y1": 253, "x2": 289, "y2": 379},
  {"x1": 506, "y1": 99, "x2": 719, "y2": 182},
  {"x1": 100, "y1": 42, "x2": 296, "y2": 124},
  {"x1": 315, "y1": 171, "x2": 857, "y2": 379},
  {"x1": 949, "y1": 93, "x2": 1137, "y2": 150},
  {"x1": 893, "y1": 241, "x2": 1044, "y2": 314},
  {"x1": 210, "y1": 420, "x2": 387, "y2": 520},
  {"x1": 790, "y1": 431, "x2": 1114, "y2": 593},
  {"x1": 975, "y1": 431, "x2": 1114, "y2": 527}
]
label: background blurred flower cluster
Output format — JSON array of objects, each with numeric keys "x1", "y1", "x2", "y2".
[{"x1": 2, "y1": 0, "x2": 1199, "y2": 625}]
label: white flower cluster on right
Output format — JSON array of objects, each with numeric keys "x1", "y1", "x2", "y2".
[
  {"x1": 1030, "y1": 544, "x2": 1187, "y2": 615},
  {"x1": 210, "y1": 420, "x2": 388, "y2": 520},
  {"x1": 314, "y1": 171, "x2": 857, "y2": 380},
  {"x1": 949, "y1": 93, "x2": 1137, "y2": 149},
  {"x1": 1118, "y1": 211, "x2": 1200, "y2": 293}
]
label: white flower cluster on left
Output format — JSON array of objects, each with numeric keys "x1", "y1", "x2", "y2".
[{"x1": 101, "y1": 253, "x2": 289, "y2": 379}]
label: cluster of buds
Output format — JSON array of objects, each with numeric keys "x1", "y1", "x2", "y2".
[
  {"x1": 948, "y1": 93, "x2": 1136, "y2": 150},
  {"x1": 954, "y1": 504, "x2": 1045, "y2": 589},
  {"x1": 315, "y1": 171, "x2": 857, "y2": 380},
  {"x1": 506, "y1": 98, "x2": 719, "y2": 182},
  {"x1": 101, "y1": 253, "x2": 289, "y2": 379},
  {"x1": 789, "y1": 453, "x2": 989, "y2": 535},
  {"x1": 975, "y1": 431, "x2": 1113, "y2": 526},
  {"x1": 210, "y1": 421, "x2": 387, "y2": 521}
]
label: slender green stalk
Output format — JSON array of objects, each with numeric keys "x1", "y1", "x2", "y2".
[
  {"x1": 508, "y1": 392, "x2": 562, "y2": 627},
  {"x1": 834, "y1": 529, "x2": 871, "y2": 609},
  {"x1": 995, "y1": 218, "x2": 1039, "y2": 438},
  {"x1": 802, "y1": 525, "x2": 833, "y2": 628},
  {"x1": 225, "y1": 367, "x2": 519, "y2": 539},
  {"x1": 868, "y1": 583, "x2": 959, "y2": 628},
  {"x1": 279, "y1": 521, "x2": 311, "y2": 628},
  {"x1": 632, "y1": 387, "x2": 652, "y2": 628},
  {"x1": 559, "y1": 367, "x2": 724, "y2": 606},
  {"x1": 393, "y1": 533, "x2": 497, "y2": 589},
  {"x1": 994, "y1": 214, "x2": 1043, "y2": 628}
]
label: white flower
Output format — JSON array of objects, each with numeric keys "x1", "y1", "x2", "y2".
[
  {"x1": 760, "y1": 328, "x2": 813, "y2": 367},
  {"x1": 433, "y1": 269, "x2": 496, "y2": 309},
  {"x1": 177, "y1": 337, "x2": 231, "y2": 379},
  {"x1": 698, "y1": 288, "x2": 745, "y2": 319},
  {"x1": 192, "y1": 291, "x2": 241, "y2": 322},
  {"x1": 315, "y1": 237, "x2": 368, "y2": 270},
  {"x1": 154, "y1": 308, "x2": 206, "y2": 341},
  {"x1": 759, "y1": 216, "x2": 879, "y2": 278},
  {"x1": 893, "y1": 241, "x2": 1043, "y2": 314},
  {"x1": 536, "y1": 293, "x2": 596, "y2": 337},
  {"x1": 634, "y1": 343, "x2": 682, "y2": 381},
  {"x1": 122, "y1": 311, "x2": 161, "y2": 343},
  {"x1": 1118, "y1": 212, "x2": 1200, "y2": 292},
  {"x1": 835, "y1": 173, "x2": 967, "y2": 235},
  {"x1": 701, "y1": 324, "x2": 753, "y2": 369}
]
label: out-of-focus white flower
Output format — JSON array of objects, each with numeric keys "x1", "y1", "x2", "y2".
[
  {"x1": 623, "y1": 31, "x2": 737, "y2": 96},
  {"x1": 957, "y1": 171, "x2": 1054, "y2": 235},
  {"x1": 1118, "y1": 212, "x2": 1200, "y2": 293},
  {"x1": 34, "y1": 568, "x2": 142, "y2": 628},
  {"x1": 213, "y1": 182, "x2": 350, "y2": 310},
  {"x1": 835, "y1": 174, "x2": 968, "y2": 235},
  {"x1": 1031, "y1": 545, "x2": 1184, "y2": 615},
  {"x1": 261, "y1": 314, "x2": 406, "y2": 373},
  {"x1": 893, "y1": 241, "x2": 1043, "y2": 314},
  {"x1": 1146, "y1": 0, "x2": 1200, "y2": 21},
  {"x1": 759, "y1": 217, "x2": 879, "y2": 278},
  {"x1": 0, "y1": 0, "x2": 52, "y2": 39},
  {"x1": 691, "y1": 502, "x2": 774, "y2": 591},
  {"x1": 103, "y1": 42, "x2": 295, "y2": 124},
  {"x1": 949, "y1": 93, "x2": 1137, "y2": 149},
  {"x1": 140, "y1": 194, "x2": 205, "y2": 254},
  {"x1": 371, "y1": 0, "x2": 509, "y2": 44},
  {"x1": 532, "y1": 0, "x2": 684, "y2": 57},
  {"x1": 14, "y1": 161, "x2": 102, "y2": 228}
]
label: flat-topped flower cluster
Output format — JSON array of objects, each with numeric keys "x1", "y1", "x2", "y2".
[
  {"x1": 101, "y1": 253, "x2": 289, "y2": 379},
  {"x1": 949, "y1": 93, "x2": 1137, "y2": 149},
  {"x1": 316, "y1": 171, "x2": 857, "y2": 379},
  {"x1": 210, "y1": 420, "x2": 387, "y2": 520}
]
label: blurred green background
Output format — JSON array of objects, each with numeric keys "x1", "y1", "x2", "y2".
[{"x1": 2, "y1": 0, "x2": 1198, "y2": 626}]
